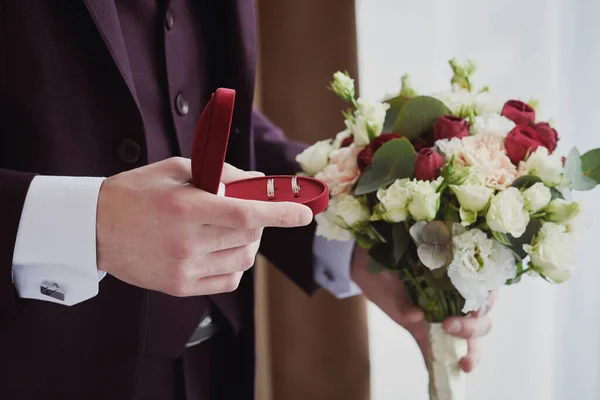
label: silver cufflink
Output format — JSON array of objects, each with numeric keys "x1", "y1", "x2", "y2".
[{"x1": 40, "y1": 281, "x2": 65, "y2": 301}]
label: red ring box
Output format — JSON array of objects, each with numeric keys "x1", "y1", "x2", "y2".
[{"x1": 191, "y1": 88, "x2": 329, "y2": 215}]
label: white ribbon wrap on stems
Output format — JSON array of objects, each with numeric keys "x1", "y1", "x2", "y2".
[{"x1": 426, "y1": 322, "x2": 468, "y2": 400}]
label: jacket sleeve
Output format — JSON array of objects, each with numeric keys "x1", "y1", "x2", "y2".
[
  {"x1": 252, "y1": 109, "x2": 359, "y2": 297},
  {"x1": 251, "y1": 109, "x2": 319, "y2": 294},
  {"x1": 0, "y1": 169, "x2": 36, "y2": 312}
]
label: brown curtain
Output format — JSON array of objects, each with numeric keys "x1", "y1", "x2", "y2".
[{"x1": 254, "y1": 1, "x2": 370, "y2": 399}]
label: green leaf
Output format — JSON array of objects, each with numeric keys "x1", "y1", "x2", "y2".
[
  {"x1": 392, "y1": 223, "x2": 410, "y2": 264},
  {"x1": 511, "y1": 175, "x2": 543, "y2": 190},
  {"x1": 538, "y1": 272, "x2": 557, "y2": 284},
  {"x1": 509, "y1": 219, "x2": 543, "y2": 259},
  {"x1": 383, "y1": 95, "x2": 411, "y2": 132},
  {"x1": 550, "y1": 187, "x2": 565, "y2": 200},
  {"x1": 581, "y1": 148, "x2": 600, "y2": 183},
  {"x1": 393, "y1": 96, "x2": 451, "y2": 140},
  {"x1": 371, "y1": 221, "x2": 393, "y2": 243},
  {"x1": 354, "y1": 138, "x2": 417, "y2": 195},
  {"x1": 368, "y1": 243, "x2": 394, "y2": 270},
  {"x1": 565, "y1": 147, "x2": 597, "y2": 191},
  {"x1": 506, "y1": 262, "x2": 524, "y2": 285},
  {"x1": 492, "y1": 231, "x2": 512, "y2": 247}
]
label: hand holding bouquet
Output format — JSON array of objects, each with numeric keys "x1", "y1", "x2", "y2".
[{"x1": 296, "y1": 60, "x2": 600, "y2": 400}]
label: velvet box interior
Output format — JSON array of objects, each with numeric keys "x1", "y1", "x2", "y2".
[{"x1": 191, "y1": 88, "x2": 329, "y2": 215}]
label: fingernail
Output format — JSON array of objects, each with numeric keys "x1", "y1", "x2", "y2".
[{"x1": 445, "y1": 320, "x2": 462, "y2": 334}]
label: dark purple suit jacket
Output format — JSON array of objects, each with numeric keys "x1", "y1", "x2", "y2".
[{"x1": 0, "y1": 1, "x2": 319, "y2": 398}]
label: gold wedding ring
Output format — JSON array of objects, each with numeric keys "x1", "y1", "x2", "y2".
[
  {"x1": 292, "y1": 176, "x2": 301, "y2": 198},
  {"x1": 267, "y1": 179, "x2": 275, "y2": 198}
]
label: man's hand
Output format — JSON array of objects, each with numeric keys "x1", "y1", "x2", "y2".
[
  {"x1": 96, "y1": 157, "x2": 312, "y2": 296},
  {"x1": 351, "y1": 245, "x2": 495, "y2": 373}
]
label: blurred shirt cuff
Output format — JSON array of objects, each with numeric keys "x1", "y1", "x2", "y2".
[
  {"x1": 312, "y1": 235, "x2": 362, "y2": 299},
  {"x1": 12, "y1": 176, "x2": 106, "y2": 306}
]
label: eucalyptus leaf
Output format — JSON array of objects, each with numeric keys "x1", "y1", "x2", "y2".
[
  {"x1": 565, "y1": 147, "x2": 597, "y2": 191},
  {"x1": 417, "y1": 243, "x2": 451, "y2": 270},
  {"x1": 409, "y1": 221, "x2": 427, "y2": 245},
  {"x1": 392, "y1": 223, "x2": 410, "y2": 264},
  {"x1": 421, "y1": 221, "x2": 451, "y2": 245},
  {"x1": 564, "y1": 147, "x2": 582, "y2": 180},
  {"x1": 354, "y1": 138, "x2": 417, "y2": 195},
  {"x1": 393, "y1": 96, "x2": 451, "y2": 140},
  {"x1": 511, "y1": 175, "x2": 543, "y2": 190},
  {"x1": 383, "y1": 95, "x2": 411, "y2": 132},
  {"x1": 581, "y1": 148, "x2": 600, "y2": 183},
  {"x1": 570, "y1": 175, "x2": 596, "y2": 191}
]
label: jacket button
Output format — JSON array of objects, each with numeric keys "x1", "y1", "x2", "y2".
[
  {"x1": 118, "y1": 139, "x2": 141, "y2": 163},
  {"x1": 175, "y1": 94, "x2": 189, "y2": 116},
  {"x1": 165, "y1": 10, "x2": 175, "y2": 30}
]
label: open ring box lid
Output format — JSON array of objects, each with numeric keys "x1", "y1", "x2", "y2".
[{"x1": 191, "y1": 88, "x2": 329, "y2": 215}]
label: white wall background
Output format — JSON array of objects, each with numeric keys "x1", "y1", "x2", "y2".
[{"x1": 355, "y1": 1, "x2": 600, "y2": 399}]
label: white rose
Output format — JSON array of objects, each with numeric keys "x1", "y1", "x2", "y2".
[
  {"x1": 357, "y1": 98, "x2": 390, "y2": 139},
  {"x1": 295, "y1": 139, "x2": 332, "y2": 176},
  {"x1": 459, "y1": 208, "x2": 478, "y2": 226},
  {"x1": 450, "y1": 170, "x2": 494, "y2": 226},
  {"x1": 450, "y1": 171, "x2": 494, "y2": 212},
  {"x1": 523, "y1": 222, "x2": 574, "y2": 282},
  {"x1": 407, "y1": 178, "x2": 442, "y2": 221},
  {"x1": 345, "y1": 116, "x2": 370, "y2": 146},
  {"x1": 451, "y1": 184, "x2": 494, "y2": 226},
  {"x1": 315, "y1": 198, "x2": 353, "y2": 241},
  {"x1": 471, "y1": 114, "x2": 516, "y2": 138},
  {"x1": 332, "y1": 130, "x2": 352, "y2": 150},
  {"x1": 374, "y1": 178, "x2": 412, "y2": 222},
  {"x1": 522, "y1": 182, "x2": 552, "y2": 213},
  {"x1": 447, "y1": 227, "x2": 517, "y2": 312},
  {"x1": 434, "y1": 137, "x2": 463, "y2": 162},
  {"x1": 518, "y1": 147, "x2": 565, "y2": 187},
  {"x1": 432, "y1": 85, "x2": 476, "y2": 116},
  {"x1": 545, "y1": 199, "x2": 581, "y2": 224},
  {"x1": 336, "y1": 195, "x2": 370, "y2": 227},
  {"x1": 331, "y1": 71, "x2": 355, "y2": 101},
  {"x1": 486, "y1": 187, "x2": 530, "y2": 238},
  {"x1": 474, "y1": 92, "x2": 504, "y2": 116}
]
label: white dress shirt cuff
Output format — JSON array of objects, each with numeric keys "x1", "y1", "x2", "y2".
[
  {"x1": 312, "y1": 235, "x2": 361, "y2": 299},
  {"x1": 12, "y1": 176, "x2": 106, "y2": 306}
]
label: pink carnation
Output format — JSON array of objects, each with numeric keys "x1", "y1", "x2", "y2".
[
  {"x1": 453, "y1": 134, "x2": 517, "y2": 190},
  {"x1": 315, "y1": 145, "x2": 362, "y2": 197}
]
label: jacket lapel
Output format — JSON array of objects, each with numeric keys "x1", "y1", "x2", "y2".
[{"x1": 82, "y1": 0, "x2": 140, "y2": 110}]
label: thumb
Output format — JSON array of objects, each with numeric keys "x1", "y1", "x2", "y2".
[{"x1": 221, "y1": 163, "x2": 265, "y2": 184}]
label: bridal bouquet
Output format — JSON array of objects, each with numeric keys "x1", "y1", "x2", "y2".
[{"x1": 296, "y1": 60, "x2": 600, "y2": 400}]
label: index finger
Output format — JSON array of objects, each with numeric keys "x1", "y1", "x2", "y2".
[{"x1": 203, "y1": 195, "x2": 314, "y2": 229}]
